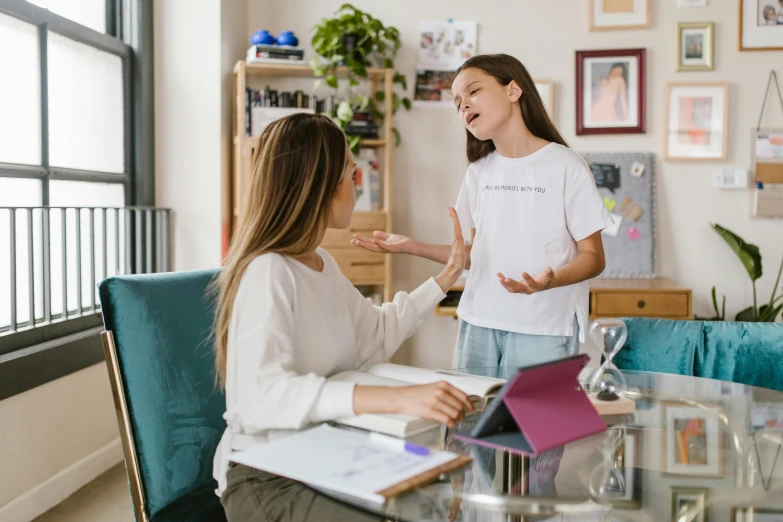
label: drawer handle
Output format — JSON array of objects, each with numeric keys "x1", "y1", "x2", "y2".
[
  {"x1": 637, "y1": 300, "x2": 646, "y2": 309},
  {"x1": 350, "y1": 261, "x2": 380, "y2": 267}
]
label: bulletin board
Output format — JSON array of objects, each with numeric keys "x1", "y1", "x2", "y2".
[{"x1": 581, "y1": 152, "x2": 656, "y2": 278}]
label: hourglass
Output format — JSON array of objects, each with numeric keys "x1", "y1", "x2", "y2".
[
  {"x1": 588, "y1": 427, "x2": 626, "y2": 502},
  {"x1": 587, "y1": 318, "x2": 628, "y2": 401}
]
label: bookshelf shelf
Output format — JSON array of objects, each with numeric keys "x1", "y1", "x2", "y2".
[{"x1": 228, "y1": 60, "x2": 395, "y2": 301}]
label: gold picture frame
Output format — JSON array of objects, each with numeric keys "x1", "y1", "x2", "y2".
[
  {"x1": 664, "y1": 82, "x2": 729, "y2": 163},
  {"x1": 739, "y1": 0, "x2": 783, "y2": 51},
  {"x1": 677, "y1": 22, "x2": 715, "y2": 71},
  {"x1": 589, "y1": 0, "x2": 651, "y2": 31}
]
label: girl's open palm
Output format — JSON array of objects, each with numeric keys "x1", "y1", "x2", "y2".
[
  {"x1": 351, "y1": 231, "x2": 414, "y2": 254},
  {"x1": 446, "y1": 207, "x2": 466, "y2": 273}
]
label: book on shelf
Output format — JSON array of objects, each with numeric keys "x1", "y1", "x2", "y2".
[{"x1": 330, "y1": 363, "x2": 506, "y2": 438}]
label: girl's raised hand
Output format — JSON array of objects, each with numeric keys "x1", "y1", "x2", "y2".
[
  {"x1": 351, "y1": 231, "x2": 415, "y2": 254},
  {"x1": 497, "y1": 268, "x2": 555, "y2": 294},
  {"x1": 446, "y1": 207, "x2": 466, "y2": 273}
]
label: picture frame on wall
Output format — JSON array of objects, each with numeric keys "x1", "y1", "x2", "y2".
[
  {"x1": 739, "y1": 0, "x2": 783, "y2": 51},
  {"x1": 670, "y1": 487, "x2": 708, "y2": 522},
  {"x1": 589, "y1": 0, "x2": 651, "y2": 31},
  {"x1": 731, "y1": 508, "x2": 783, "y2": 521},
  {"x1": 576, "y1": 48, "x2": 646, "y2": 135},
  {"x1": 677, "y1": 22, "x2": 715, "y2": 71},
  {"x1": 534, "y1": 79, "x2": 554, "y2": 119},
  {"x1": 661, "y1": 401, "x2": 724, "y2": 477},
  {"x1": 664, "y1": 83, "x2": 729, "y2": 162}
]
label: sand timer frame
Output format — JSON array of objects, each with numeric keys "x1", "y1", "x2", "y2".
[{"x1": 587, "y1": 318, "x2": 628, "y2": 401}]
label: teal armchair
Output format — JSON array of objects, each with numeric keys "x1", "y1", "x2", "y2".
[
  {"x1": 614, "y1": 317, "x2": 783, "y2": 392},
  {"x1": 98, "y1": 270, "x2": 227, "y2": 522}
]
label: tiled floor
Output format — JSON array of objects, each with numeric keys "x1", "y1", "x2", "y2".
[{"x1": 32, "y1": 465, "x2": 134, "y2": 522}]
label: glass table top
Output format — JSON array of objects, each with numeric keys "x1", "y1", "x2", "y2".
[{"x1": 320, "y1": 369, "x2": 783, "y2": 522}]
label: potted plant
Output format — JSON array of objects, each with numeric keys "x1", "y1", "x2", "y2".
[
  {"x1": 698, "y1": 223, "x2": 783, "y2": 321},
  {"x1": 310, "y1": 3, "x2": 410, "y2": 152}
]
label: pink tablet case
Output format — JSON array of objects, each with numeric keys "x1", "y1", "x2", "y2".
[{"x1": 452, "y1": 354, "x2": 606, "y2": 456}]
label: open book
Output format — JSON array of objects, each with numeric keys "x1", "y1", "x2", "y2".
[{"x1": 330, "y1": 363, "x2": 506, "y2": 438}]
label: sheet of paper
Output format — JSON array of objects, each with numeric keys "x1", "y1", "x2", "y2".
[
  {"x1": 602, "y1": 213, "x2": 622, "y2": 237},
  {"x1": 230, "y1": 424, "x2": 460, "y2": 504},
  {"x1": 755, "y1": 133, "x2": 783, "y2": 160}
]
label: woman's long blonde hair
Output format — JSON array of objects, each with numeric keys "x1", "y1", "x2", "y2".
[{"x1": 213, "y1": 113, "x2": 348, "y2": 388}]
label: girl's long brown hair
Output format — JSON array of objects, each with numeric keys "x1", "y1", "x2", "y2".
[
  {"x1": 455, "y1": 54, "x2": 568, "y2": 163},
  {"x1": 213, "y1": 113, "x2": 348, "y2": 388}
]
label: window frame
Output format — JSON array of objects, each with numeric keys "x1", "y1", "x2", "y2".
[{"x1": 0, "y1": 0, "x2": 155, "y2": 400}]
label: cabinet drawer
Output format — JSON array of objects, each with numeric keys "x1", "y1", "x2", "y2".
[
  {"x1": 328, "y1": 248, "x2": 386, "y2": 284},
  {"x1": 593, "y1": 292, "x2": 690, "y2": 318},
  {"x1": 321, "y1": 212, "x2": 387, "y2": 248}
]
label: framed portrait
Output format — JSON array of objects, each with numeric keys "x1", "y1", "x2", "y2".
[
  {"x1": 677, "y1": 22, "x2": 715, "y2": 71},
  {"x1": 664, "y1": 83, "x2": 729, "y2": 162},
  {"x1": 534, "y1": 79, "x2": 554, "y2": 119},
  {"x1": 589, "y1": 0, "x2": 651, "y2": 31},
  {"x1": 732, "y1": 508, "x2": 783, "y2": 521},
  {"x1": 670, "y1": 487, "x2": 708, "y2": 522},
  {"x1": 661, "y1": 401, "x2": 723, "y2": 477},
  {"x1": 739, "y1": 0, "x2": 783, "y2": 51},
  {"x1": 576, "y1": 48, "x2": 646, "y2": 135}
]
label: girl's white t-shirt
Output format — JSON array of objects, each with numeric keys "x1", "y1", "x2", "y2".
[{"x1": 454, "y1": 143, "x2": 614, "y2": 342}]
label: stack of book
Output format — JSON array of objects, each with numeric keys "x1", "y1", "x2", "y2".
[{"x1": 246, "y1": 44, "x2": 304, "y2": 65}]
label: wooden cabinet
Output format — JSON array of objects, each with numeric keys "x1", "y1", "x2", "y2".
[
  {"x1": 435, "y1": 278, "x2": 693, "y2": 320},
  {"x1": 228, "y1": 63, "x2": 395, "y2": 300}
]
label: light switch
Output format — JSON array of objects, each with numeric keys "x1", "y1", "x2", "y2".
[{"x1": 713, "y1": 168, "x2": 748, "y2": 189}]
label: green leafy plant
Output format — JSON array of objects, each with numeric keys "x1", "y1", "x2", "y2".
[
  {"x1": 698, "y1": 223, "x2": 783, "y2": 322},
  {"x1": 309, "y1": 3, "x2": 410, "y2": 151}
]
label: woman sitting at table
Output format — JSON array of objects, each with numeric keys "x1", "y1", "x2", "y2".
[{"x1": 211, "y1": 113, "x2": 475, "y2": 522}]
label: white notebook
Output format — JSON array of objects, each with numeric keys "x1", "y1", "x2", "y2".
[
  {"x1": 229, "y1": 424, "x2": 470, "y2": 504},
  {"x1": 330, "y1": 363, "x2": 505, "y2": 437}
]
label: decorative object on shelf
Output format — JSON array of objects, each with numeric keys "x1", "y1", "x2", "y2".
[
  {"x1": 589, "y1": 0, "x2": 650, "y2": 31},
  {"x1": 697, "y1": 223, "x2": 783, "y2": 322},
  {"x1": 664, "y1": 82, "x2": 728, "y2": 161},
  {"x1": 676, "y1": 22, "x2": 715, "y2": 71},
  {"x1": 576, "y1": 48, "x2": 646, "y2": 135},
  {"x1": 535, "y1": 79, "x2": 555, "y2": 119},
  {"x1": 276, "y1": 30, "x2": 299, "y2": 47},
  {"x1": 739, "y1": 0, "x2": 783, "y2": 51},
  {"x1": 309, "y1": 3, "x2": 410, "y2": 151},
  {"x1": 670, "y1": 487, "x2": 708, "y2": 522},
  {"x1": 662, "y1": 401, "x2": 723, "y2": 478},
  {"x1": 586, "y1": 318, "x2": 628, "y2": 402},
  {"x1": 250, "y1": 29, "x2": 276, "y2": 46}
]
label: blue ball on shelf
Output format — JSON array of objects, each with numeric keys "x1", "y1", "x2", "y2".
[
  {"x1": 250, "y1": 29, "x2": 276, "y2": 46},
  {"x1": 276, "y1": 30, "x2": 299, "y2": 47}
]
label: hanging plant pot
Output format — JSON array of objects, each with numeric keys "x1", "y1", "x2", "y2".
[{"x1": 340, "y1": 33, "x2": 363, "y2": 64}]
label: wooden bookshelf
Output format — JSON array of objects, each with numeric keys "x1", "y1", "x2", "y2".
[{"x1": 228, "y1": 61, "x2": 395, "y2": 301}]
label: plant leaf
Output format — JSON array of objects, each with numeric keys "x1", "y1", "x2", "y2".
[
  {"x1": 402, "y1": 97, "x2": 412, "y2": 111},
  {"x1": 349, "y1": 77, "x2": 360, "y2": 87},
  {"x1": 325, "y1": 74, "x2": 338, "y2": 89},
  {"x1": 375, "y1": 91, "x2": 385, "y2": 102},
  {"x1": 313, "y1": 79, "x2": 322, "y2": 91},
  {"x1": 383, "y1": 58, "x2": 393, "y2": 69},
  {"x1": 331, "y1": 54, "x2": 345, "y2": 64},
  {"x1": 348, "y1": 134, "x2": 362, "y2": 153},
  {"x1": 357, "y1": 94, "x2": 369, "y2": 112},
  {"x1": 712, "y1": 223, "x2": 763, "y2": 281},
  {"x1": 735, "y1": 306, "x2": 758, "y2": 322},
  {"x1": 391, "y1": 127, "x2": 401, "y2": 147}
]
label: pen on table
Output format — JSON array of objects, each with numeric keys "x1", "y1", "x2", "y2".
[{"x1": 369, "y1": 432, "x2": 430, "y2": 456}]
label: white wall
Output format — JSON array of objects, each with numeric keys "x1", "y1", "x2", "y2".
[
  {"x1": 247, "y1": 0, "x2": 783, "y2": 369},
  {"x1": 0, "y1": 364, "x2": 121, "y2": 521}
]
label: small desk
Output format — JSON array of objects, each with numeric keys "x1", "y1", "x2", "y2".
[{"x1": 435, "y1": 277, "x2": 693, "y2": 320}]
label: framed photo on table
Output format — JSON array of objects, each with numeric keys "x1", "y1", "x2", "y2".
[
  {"x1": 739, "y1": 0, "x2": 783, "y2": 51},
  {"x1": 670, "y1": 487, "x2": 708, "y2": 522},
  {"x1": 664, "y1": 82, "x2": 729, "y2": 162},
  {"x1": 576, "y1": 48, "x2": 646, "y2": 135},
  {"x1": 589, "y1": 0, "x2": 651, "y2": 31},
  {"x1": 534, "y1": 79, "x2": 554, "y2": 119},
  {"x1": 677, "y1": 22, "x2": 715, "y2": 71},
  {"x1": 661, "y1": 401, "x2": 723, "y2": 477}
]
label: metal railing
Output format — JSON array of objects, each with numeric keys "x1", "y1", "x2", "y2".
[{"x1": 0, "y1": 206, "x2": 170, "y2": 335}]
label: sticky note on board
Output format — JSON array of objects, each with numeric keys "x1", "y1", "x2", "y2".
[
  {"x1": 631, "y1": 161, "x2": 645, "y2": 177},
  {"x1": 627, "y1": 227, "x2": 640, "y2": 241},
  {"x1": 619, "y1": 198, "x2": 644, "y2": 222},
  {"x1": 603, "y1": 196, "x2": 617, "y2": 212},
  {"x1": 602, "y1": 213, "x2": 622, "y2": 237}
]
